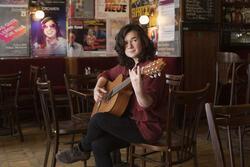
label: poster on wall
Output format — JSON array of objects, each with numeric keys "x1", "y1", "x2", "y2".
[
  {"x1": 95, "y1": 0, "x2": 129, "y2": 19},
  {"x1": 67, "y1": 0, "x2": 94, "y2": 18},
  {"x1": 31, "y1": 0, "x2": 66, "y2": 57},
  {"x1": 0, "y1": 6, "x2": 29, "y2": 57},
  {"x1": 0, "y1": 0, "x2": 28, "y2": 6},
  {"x1": 83, "y1": 19, "x2": 106, "y2": 51},
  {"x1": 157, "y1": 2, "x2": 178, "y2": 57},
  {"x1": 148, "y1": 27, "x2": 158, "y2": 49},
  {"x1": 68, "y1": 18, "x2": 84, "y2": 57},
  {"x1": 106, "y1": 18, "x2": 128, "y2": 54},
  {"x1": 131, "y1": 0, "x2": 158, "y2": 27}
]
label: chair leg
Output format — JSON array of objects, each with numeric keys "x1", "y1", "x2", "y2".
[
  {"x1": 44, "y1": 140, "x2": 51, "y2": 167},
  {"x1": 33, "y1": 97, "x2": 42, "y2": 128},
  {"x1": 83, "y1": 160, "x2": 87, "y2": 167},
  {"x1": 129, "y1": 145, "x2": 135, "y2": 167},
  {"x1": 13, "y1": 109, "x2": 24, "y2": 142},
  {"x1": 238, "y1": 126, "x2": 245, "y2": 167},
  {"x1": 111, "y1": 149, "x2": 121, "y2": 165},
  {"x1": 141, "y1": 148, "x2": 146, "y2": 167},
  {"x1": 193, "y1": 144, "x2": 199, "y2": 167},
  {"x1": 161, "y1": 152, "x2": 166, "y2": 167},
  {"x1": 206, "y1": 131, "x2": 210, "y2": 140},
  {"x1": 51, "y1": 137, "x2": 59, "y2": 167},
  {"x1": 71, "y1": 134, "x2": 75, "y2": 149},
  {"x1": 227, "y1": 127, "x2": 235, "y2": 167}
]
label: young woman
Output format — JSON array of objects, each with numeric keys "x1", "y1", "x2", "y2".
[
  {"x1": 34, "y1": 17, "x2": 67, "y2": 55},
  {"x1": 56, "y1": 23, "x2": 167, "y2": 167}
]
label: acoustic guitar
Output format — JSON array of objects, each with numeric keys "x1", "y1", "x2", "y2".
[{"x1": 91, "y1": 58, "x2": 166, "y2": 117}]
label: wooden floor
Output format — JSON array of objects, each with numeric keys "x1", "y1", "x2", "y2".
[{"x1": 0, "y1": 121, "x2": 250, "y2": 167}]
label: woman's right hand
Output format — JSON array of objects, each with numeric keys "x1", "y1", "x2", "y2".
[{"x1": 94, "y1": 86, "x2": 107, "y2": 103}]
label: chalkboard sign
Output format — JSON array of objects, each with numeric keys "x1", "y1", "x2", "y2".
[{"x1": 184, "y1": 0, "x2": 215, "y2": 22}]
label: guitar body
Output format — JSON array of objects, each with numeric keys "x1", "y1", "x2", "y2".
[{"x1": 92, "y1": 74, "x2": 133, "y2": 117}]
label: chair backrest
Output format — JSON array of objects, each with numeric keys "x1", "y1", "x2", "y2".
[
  {"x1": 0, "y1": 71, "x2": 22, "y2": 109},
  {"x1": 205, "y1": 103, "x2": 226, "y2": 167},
  {"x1": 166, "y1": 83, "x2": 210, "y2": 164},
  {"x1": 40, "y1": 66, "x2": 48, "y2": 82},
  {"x1": 64, "y1": 73, "x2": 95, "y2": 117},
  {"x1": 214, "y1": 52, "x2": 242, "y2": 105},
  {"x1": 30, "y1": 65, "x2": 39, "y2": 95},
  {"x1": 36, "y1": 78, "x2": 57, "y2": 138},
  {"x1": 165, "y1": 74, "x2": 184, "y2": 92}
]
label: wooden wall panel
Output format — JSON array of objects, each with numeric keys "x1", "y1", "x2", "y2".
[{"x1": 183, "y1": 31, "x2": 219, "y2": 101}]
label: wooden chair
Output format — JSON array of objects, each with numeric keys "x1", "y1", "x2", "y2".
[
  {"x1": 18, "y1": 65, "x2": 41, "y2": 127},
  {"x1": 129, "y1": 83, "x2": 210, "y2": 167},
  {"x1": 0, "y1": 71, "x2": 23, "y2": 142},
  {"x1": 40, "y1": 66, "x2": 69, "y2": 110},
  {"x1": 165, "y1": 74, "x2": 184, "y2": 128},
  {"x1": 64, "y1": 73, "x2": 96, "y2": 122},
  {"x1": 205, "y1": 103, "x2": 250, "y2": 167},
  {"x1": 214, "y1": 52, "x2": 243, "y2": 105},
  {"x1": 36, "y1": 78, "x2": 89, "y2": 167},
  {"x1": 134, "y1": 73, "x2": 184, "y2": 167},
  {"x1": 207, "y1": 52, "x2": 246, "y2": 140}
]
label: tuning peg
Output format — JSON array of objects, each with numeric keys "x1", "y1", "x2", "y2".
[
  {"x1": 154, "y1": 74, "x2": 157, "y2": 78},
  {"x1": 158, "y1": 72, "x2": 161, "y2": 77}
]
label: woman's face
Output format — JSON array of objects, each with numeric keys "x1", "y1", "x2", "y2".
[
  {"x1": 42, "y1": 20, "x2": 57, "y2": 38},
  {"x1": 124, "y1": 30, "x2": 142, "y2": 62}
]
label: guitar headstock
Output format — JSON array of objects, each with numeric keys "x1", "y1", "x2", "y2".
[{"x1": 142, "y1": 58, "x2": 166, "y2": 78}]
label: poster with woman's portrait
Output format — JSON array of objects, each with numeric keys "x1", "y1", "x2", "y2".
[
  {"x1": 30, "y1": 0, "x2": 66, "y2": 57},
  {"x1": 83, "y1": 19, "x2": 106, "y2": 51}
]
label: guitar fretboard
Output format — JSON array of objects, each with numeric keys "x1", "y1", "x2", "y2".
[{"x1": 108, "y1": 77, "x2": 131, "y2": 99}]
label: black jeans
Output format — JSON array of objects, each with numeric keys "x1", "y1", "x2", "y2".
[{"x1": 79, "y1": 112, "x2": 145, "y2": 167}]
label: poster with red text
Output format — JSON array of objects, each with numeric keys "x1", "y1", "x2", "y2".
[
  {"x1": 95, "y1": 0, "x2": 129, "y2": 19},
  {"x1": 0, "y1": 0, "x2": 28, "y2": 6},
  {"x1": 0, "y1": 6, "x2": 29, "y2": 57}
]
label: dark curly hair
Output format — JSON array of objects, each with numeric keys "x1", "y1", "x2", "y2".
[{"x1": 115, "y1": 23, "x2": 156, "y2": 69}]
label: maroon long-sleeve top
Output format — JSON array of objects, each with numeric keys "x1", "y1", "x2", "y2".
[{"x1": 99, "y1": 59, "x2": 167, "y2": 143}]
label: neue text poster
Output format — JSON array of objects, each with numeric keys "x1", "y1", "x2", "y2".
[{"x1": 95, "y1": 0, "x2": 129, "y2": 19}]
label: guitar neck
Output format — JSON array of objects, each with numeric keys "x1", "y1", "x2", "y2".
[
  {"x1": 109, "y1": 77, "x2": 131, "y2": 98},
  {"x1": 107, "y1": 58, "x2": 165, "y2": 99}
]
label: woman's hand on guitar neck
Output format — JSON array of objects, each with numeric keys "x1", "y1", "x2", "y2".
[
  {"x1": 129, "y1": 66, "x2": 153, "y2": 108},
  {"x1": 129, "y1": 65, "x2": 142, "y2": 94}
]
